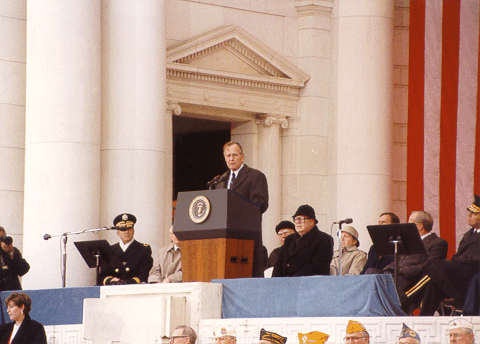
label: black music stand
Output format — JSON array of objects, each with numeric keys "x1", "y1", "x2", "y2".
[
  {"x1": 74, "y1": 240, "x2": 121, "y2": 286},
  {"x1": 367, "y1": 223, "x2": 426, "y2": 287}
]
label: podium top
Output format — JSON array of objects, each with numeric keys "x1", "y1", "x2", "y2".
[
  {"x1": 173, "y1": 189, "x2": 261, "y2": 241},
  {"x1": 367, "y1": 223, "x2": 426, "y2": 256}
]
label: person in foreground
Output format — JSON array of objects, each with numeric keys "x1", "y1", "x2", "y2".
[
  {"x1": 297, "y1": 331, "x2": 329, "y2": 344},
  {"x1": 0, "y1": 292, "x2": 47, "y2": 344},
  {"x1": 259, "y1": 328, "x2": 287, "y2": 344},
  {"x1": 344, "y1": 320, "x2": 369, "y2": 344},
  {"x1": 170, "y1": 325, "x2": 197, "y2": 344},
  {"x1": 272, "y1": 205, "x2": 333, "y2": 277},
  {"x1": 397, "y1": 323, "x2": 421, "y2": 344},
  {"x1": 447, "y1": 319, "x2": 474, "y2": 344},
  {"x1": 213, "y1": 326, "x2": 236, "y2": 344}
]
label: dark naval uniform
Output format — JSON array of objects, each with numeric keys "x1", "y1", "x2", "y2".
[
  {"x1": 99, "y1": 213, "x2": 153, "y2": 285},
  {"x1": 419, "y1": 195, "x2": 480, "y2": 315},
  {"x1": 100, "y1": 240, "x2": 153, "y2": 285}
]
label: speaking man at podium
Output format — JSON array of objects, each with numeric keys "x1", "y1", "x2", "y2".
[
  {"x1": 210, "y1": 141, "x2": 268, "y2": 214},
  {"x1": 209, "y1": 141, "x2": 269, "y2": 277}
]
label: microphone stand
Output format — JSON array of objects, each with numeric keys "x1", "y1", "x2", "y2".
[
  {"x1": 337, "y1": 223, "x2": 343, "y2": 276},
  {"x1": 389, "y1": 235, "x2": 401, "y2": 288},
  {"x1": 44, "y1": 227, "x2": 115, "y2": 288}
]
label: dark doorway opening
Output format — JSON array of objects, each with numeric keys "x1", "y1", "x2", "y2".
[{"x1": 173, "y1": 116, "x2": 231, "y2": 199}]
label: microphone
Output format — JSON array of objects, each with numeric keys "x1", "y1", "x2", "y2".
[
  {"x1": 206, "y1": 174, "x2": 224, "y2": 188},
  {"x1": 43, "y1": 234, "x2": 52, "y2": 240},
  {"x1": 334, "y1": 218, "x2": 353, "y2": 225}
]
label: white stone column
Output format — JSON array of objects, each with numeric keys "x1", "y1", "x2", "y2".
[
  {"x1": 331, "y1": 0, "x2": 394, "y2": 249},
  {"x1": 0, "y1": 2, "x2": 26, "y2": 248},
  {"x1": 100, "y1": 0, "x2": 167, "y2": 252},
  {"x1": 23, "y1": 1, "x2": 101, "y2": 289},
  {"x1": 290, "y1": 1, "x2": 333, "y2": 231},
  {"x1": 256, "y1": 115, "x2": 286, "y2": 253}
]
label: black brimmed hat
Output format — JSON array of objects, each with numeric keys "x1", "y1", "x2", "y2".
[{"x1": 293, "y1": 204, "x2": 318, "y2": 224}]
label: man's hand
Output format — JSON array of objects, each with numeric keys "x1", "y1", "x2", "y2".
[{"x1": 162, "y1": 277, "x2": 172, "y2": 283}]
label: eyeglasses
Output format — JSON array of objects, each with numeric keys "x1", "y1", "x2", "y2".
[
  {"x1": 170, "y1": 336, "x2": 187, "y2": 342},
  {"x1": 293, "y1": 216, "x2": 311, "y2": 223},
  {"x1": 344, "y1": 336, "x2": 366, "y2": 343},
  {"x1": 278, "y1": 229, "x2": 294, "y2": 236}
]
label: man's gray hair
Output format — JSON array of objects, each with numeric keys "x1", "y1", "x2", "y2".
[
  {"x1": 175, "y1": 325, "x2": 197, "y2": 344},
  {"x1": 411, "y1": 211, "x2": 434, "y2": 232}
]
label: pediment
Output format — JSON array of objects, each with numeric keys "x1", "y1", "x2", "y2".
[{"x1": 167, "y1": 25, "x2": 310, "y2": 89}]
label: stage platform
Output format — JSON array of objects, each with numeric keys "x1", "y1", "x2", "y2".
[{"x1": 0, "y1": 276, "x2": 476, "y2": 344}]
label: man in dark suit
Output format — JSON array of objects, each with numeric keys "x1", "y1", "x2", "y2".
[
  {"x1": 211, "y1": 141, "x2": 269, "y2": 277},
  {"x1": 212, "y1": 141, "x2": 268, "y2": 214},
  {"x1": 388, "y1": 210, "x2": 448, "y2": 314},
  {"x1": 419, "y1": 195, "x2": 480, "y2": 315},
  {"x1": 272, "y1": 205, "x2": 333, "y2": 277},
  {"x1": 265, "y1": 221, "x2": 296, "y2": 270},
  {"x1": 100, "y1": 213, "x2": 153, "y2": 285}
]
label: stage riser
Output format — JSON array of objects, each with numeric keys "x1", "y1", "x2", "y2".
[{"x1": 45, "y1": 317, "x2": 480, "y2": 344}]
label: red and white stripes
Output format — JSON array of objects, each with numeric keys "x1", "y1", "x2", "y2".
[{"x1": 407, "y1": 0, "x2": 480, "y2": 257}]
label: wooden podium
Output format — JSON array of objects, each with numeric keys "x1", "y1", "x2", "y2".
[{"x1": 174, "y1": 189, "x2": 261, "y2": 282}]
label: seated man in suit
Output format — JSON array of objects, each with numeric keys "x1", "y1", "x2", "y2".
[
  {"x1": 265, "y1": 221, "x2": 296, "y2": 270},
  {"x1": 272, "y1": 205, "x2": 333, "y2": 277},
  {"x1": 419, "y1": 195, "x2": 480, "y2": 315},
  {"x1": 100, "y1": 213, "x2": 153, "y2": 285},
  {"x1": 388, "y1": 210, "x2": 448, "y2": 314},
  {"x1": 361, "y1": 212, "x2": 399, "y2": 274},
  {"x1": 148, "y1": 226, "x2": 182, "y2": 283}
]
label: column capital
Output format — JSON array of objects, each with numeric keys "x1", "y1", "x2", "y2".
[
  {"x1": 166, "y1": 101, "x2": 182, "y2": 115},
  {"x1": 255, "y1": 114, "x2": 289, "y2": 129}
]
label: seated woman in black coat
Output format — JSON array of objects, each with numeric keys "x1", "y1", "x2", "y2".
[{"x1": 0, "y1": 292, "x2": 47, "y2": 344}]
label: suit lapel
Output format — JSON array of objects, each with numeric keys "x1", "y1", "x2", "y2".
[{"x1": 231, "y1": 165, "x2": 249, "y2": 191}]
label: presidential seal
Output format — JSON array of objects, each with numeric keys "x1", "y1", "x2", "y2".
[{"x1": 189, "y1": 195, "x2": 210, "y2": 223}]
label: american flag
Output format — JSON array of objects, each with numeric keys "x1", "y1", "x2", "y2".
[{"x1": 407, "y1": 0, "x2": 480, "y2": 257}]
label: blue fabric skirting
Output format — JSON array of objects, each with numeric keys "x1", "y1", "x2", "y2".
[{"x1": 212, "y1": 274, "x2": 405, "y2": 318}]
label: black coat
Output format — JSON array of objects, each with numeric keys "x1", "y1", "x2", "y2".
[
  {"x1": 272, "y1": 226, "x2": 334, "y2": 277},
  {"x1": 452, "y1": 227, "x2": 480, "y2": 262},
  {"x1": 99, "y1": 240, "x2": 153, "y2": 285},
  {"x1": 392, "y1": 232, "x2": 448, "y2": 312},
  {"x1": 0, "y1": 248, "x2": 30, "y2": 292},
  {"x1": 360, "y1": 245, "x2": 394, "y2": 274},
  {"x1": 419, "y1": 228, "x2": 480, "y2": 315},
  {"x1": 214, "y1": 164, "x2": 269, "y2": 214},
  {"x1": 0, "y1": 314, "x2": 47, "y2": 344}
]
